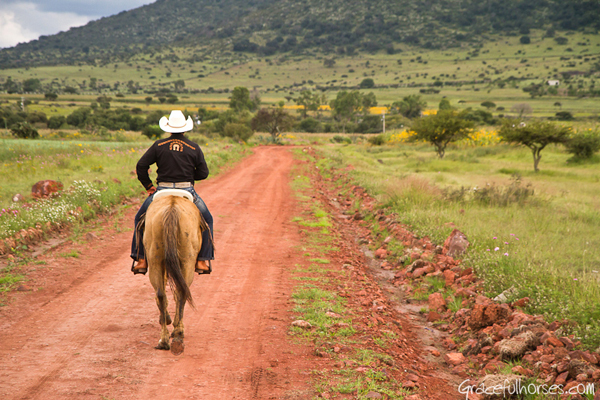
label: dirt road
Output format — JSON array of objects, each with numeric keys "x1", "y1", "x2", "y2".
[{"x1": 0, "y1": 146, "x2": 314, "y2": 400}]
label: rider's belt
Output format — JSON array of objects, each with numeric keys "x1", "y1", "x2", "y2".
[{"x1": 158, "y1": 182, "x2": 192, "y2": 188}]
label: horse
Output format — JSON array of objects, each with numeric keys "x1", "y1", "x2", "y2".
[{"x1": 142, "y1": 189, "x2": 205, "y2": 355}]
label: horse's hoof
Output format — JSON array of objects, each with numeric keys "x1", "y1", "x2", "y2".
[
  {"x1": 155, "y1": 341, "x2": 170, "y2": 350},
  {"x1": 166, "y1": 314, "x2": 172, "y2": 326},
  {"x1": 171, "y1": 338, "x2": 184, "y2": 356}
]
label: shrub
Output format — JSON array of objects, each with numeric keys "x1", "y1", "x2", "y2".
[
  {"x1": 47, "y1": 115, "x2": 66, "y2": 129},
  {"x1": 359, "y1": 78, "x2": 375, "y2": 89},
  {"x1": 141, "y1": 125, "x2": 163, "y2": 140},
  {"x1": 11, "y1": 122, "x2": 39, "y2": 138},
  {"x1": 331, "y1": 135, "x2": 351, "y2": 144},
  {"x1": 222, "y1": 123, "x2": 253, "y2": 142},
  {"x1": 555, "y1": 111, "x2": 574, "y2": 121},
  {"x1": 297, "y1": 117, "x2": 322, "y2": 133},
  {"x1": 564, "y1": 131, "x2": 600, "y2": 159},
  {"x1": 368, "y1": 134, "x2": 386, "y2": 146}
]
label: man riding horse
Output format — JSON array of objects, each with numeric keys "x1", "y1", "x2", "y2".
[{"x1": 130, "y1": 110, "x2": 214, "y2": 275}]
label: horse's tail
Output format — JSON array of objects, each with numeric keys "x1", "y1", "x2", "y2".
[{"x1": 163, "y1": 201, "x2": 194, "y2": 308}]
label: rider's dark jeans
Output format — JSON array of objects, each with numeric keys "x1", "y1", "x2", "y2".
[{"x1": 130, "y1": 186, "x2": 214, "y2": 262}]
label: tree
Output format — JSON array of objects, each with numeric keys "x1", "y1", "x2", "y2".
[
  {"x1": 511, "y1": 103, "x2": 532, "y2": 118},
  {"x1": 142, "y1": 125, "x2": 163, "y2": 139},
  {"x1": 361, "y1": 92, "x2": 377, "y2": 116},
  {"x1": 391, "y1": 95, "x2": 427, "y2": 119},
  {"x1": 174, "y1": 79, "x2": 185, "y2": 91},
  {"x1": 47, "y1": 115, "x2": 66, "y2": 129},
  {"x1": 44, "y1": 93, "x2": 58, "y2": 100},
  {"x1": 480, "y1": 101, "x2": 496, "y2": 110},
  {"x1": 439, "y1": 98, "x2": 453, "y2": 110},
  {"x1": 294, "y1": 90, "x2": 322, "y2": 119},
  {"x1": 410, "y1": 110, "x2": 474, "y2": 158},
  {"x1": 11, "y1": 122, "x2": 39, "y2": 139},
  {"x1": 499, "y1": 120, "x2": 571, "y2": 171},
  {"x1": 329, "y1": 90, "x2": 363, "y2": 133},
  {"x1": 229, "y1": 86, "x2": 255, "y2": 112},
  {"x1": 359, "y1": 78, "x2": 375, "y2": 89},
  {"x1": 324, "y1": 58, "x2": 336, "y2": 68},
  {"x1": 250, "y1": 106, "x2": 295, "y2": 140},
  {"x1": 555, "y1": 111, "x2": 574, "y2": 121},
  {"x1": 520, "y1": 36, "x2": 531, "y2": 44},
  {"x1": 145, "y1": 96, "x2": 153, "y2": 104},
  {"x1": 553, "y1": 102, "x2": 562, "y2": 109},
  {"x1": 22, "y1": 78, "x2": 41, "y2": 93}
]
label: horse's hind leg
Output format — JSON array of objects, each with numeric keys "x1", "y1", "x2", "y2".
[
  {"x1": 154, "y1": 287, "x2": 171, "y2": 350},
  {"x1": 170, "y1": 293, "x2": 186, "y2": 355}
]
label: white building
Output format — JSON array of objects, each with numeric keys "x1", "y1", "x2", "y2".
[{"x1": 547, "y1": 80, "x2": 560, "y2": 86}]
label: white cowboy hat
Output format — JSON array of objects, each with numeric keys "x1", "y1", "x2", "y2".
[{"x1": 159, "y1": 110, "x2": 194, "y2": 133}]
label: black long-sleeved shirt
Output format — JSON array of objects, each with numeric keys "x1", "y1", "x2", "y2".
[{"x1": 136, "y1": 134, "x2": 209, "y2": 190}]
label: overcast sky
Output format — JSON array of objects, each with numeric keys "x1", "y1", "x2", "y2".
[{"x1": 0, "y1": 0, "x2": 155, "y2": 49}]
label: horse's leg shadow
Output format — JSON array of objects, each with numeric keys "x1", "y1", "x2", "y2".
[
  {"x1": 170, "y1": 294, "x2": 186, "y2": 355},
  {"x1": 154, "y1": 287, "x2": 171, "y2": 350}
]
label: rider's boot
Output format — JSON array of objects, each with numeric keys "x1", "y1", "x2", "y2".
[
  {"x1": 196, "y1": 260, "x2": 211, "y2": 275},
  {"x1": 131, "y1": 259, "x2": 148, "y2": 275}
]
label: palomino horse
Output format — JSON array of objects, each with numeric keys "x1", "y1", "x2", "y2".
[{"x1": 143, "y1": 189, "x2": 205, "y2": 355}]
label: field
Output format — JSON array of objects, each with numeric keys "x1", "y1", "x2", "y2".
[
  {"x1": 1, "y1": 30, "x2": 600, "y2": 120},
  {"x1": 315, "y1": 137, "x2": 600, "y2": 349}
]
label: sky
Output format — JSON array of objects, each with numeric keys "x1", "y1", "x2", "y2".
[{"x1": 0, "y1": 0, "x2": 155, "y2": 49}]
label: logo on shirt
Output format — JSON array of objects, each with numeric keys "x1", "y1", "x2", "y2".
[{"x1": 158, "y1": 139, "x2": 195, "y2": 152}]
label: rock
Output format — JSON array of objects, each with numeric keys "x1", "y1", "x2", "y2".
[
  {"x1": 444, "y1": 352, "x2": 466, "y2": 366},
  {"x1": 443, "y1": 269, "x2": 456, "y2": 286},
  {"x1": 498, "y1": 331, "x2": 537, "y2": 360},
  {"x1": 325, "y1": 312, "x2": 342, "y2": 319},
  {"x1": 16, "y1": 285, "x2": 32, "y2": 292},
  {"x1": 428, "y1": 293, "x2": 447, "y2": 312},
  {"x1": 291, "y1": 320, "x2": 312, "y2": 329},
  {"x1": 374, "y1": 248, "x2": 388, "y2": 259},
  {"x1": 554, "y1": 371, "x2": 569, "y2": 385},
  {"x1": 430, "y1": 349, "x2": 441, "y2": 357},
  {"x1": 112, "y1": 178, "x2": 122, "y2": 184},
  {"x1": 12, "y1": 193, "x2": 23, "y2": 202},
  {"x1": 405, "y1": 373, "x2": 419, "y2": 382},
  {"x1": 31, "y1": 180, "x2": 63, "y2": 199},
  {"x1": 493, "y1": 286, "x2": 517, "y2": 303},
  {"x1": 443, "y1": 229, "x2": 469, "y2": 258},
  {"x1": 568, "y1": 359, "x2": 588, "y2": 379},
  {"x1": 365, "y1": 392, "x2": 383, "y2": 399},
  {"x1": 468, "y1": 303, "x2": 511, "y2": 330},
  {"x1": 85, "y1": 232, "x2": 99, "y2": 241},
  {"x1": 512, "y1": 297, "x2": 530, "y2": 308},
  {"x1": 477, "y1": 374, "x2": 522, "y2": 400},
  {"x1": 545, "y1": 336, "x2": 564, "y2": 348},
  {"x1": 413, "y1": 267, "x2": 428, "y2": 278},
  {"x1": 406, "y1": 259, "x2": 425, "y2": 273},
  {"x1": 427, "y1": 311, "x2": 441, "y2": 322},
  {"x1": 511, "y1": 365, "x2": 531, "y2": 376}
]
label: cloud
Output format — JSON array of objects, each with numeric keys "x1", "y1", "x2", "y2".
[{"x1": 0, "y1": 1, "x2": 154, "y2": 49}]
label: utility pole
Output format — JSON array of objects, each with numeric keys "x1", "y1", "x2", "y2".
[
  {"x1": 381, "y1": 109, "x2": 386, "y2": 134},
  {"x1": 21, "y1": 96, "x2": 25, "y2": 111}
]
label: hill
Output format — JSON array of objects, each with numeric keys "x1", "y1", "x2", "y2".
[{"x1": 0, "y1": 0, "x2": 599, "y2": 69}]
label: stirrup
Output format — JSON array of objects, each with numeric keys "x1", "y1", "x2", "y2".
[
  {"x1": 131, "y1": 259, "x2": 147, "y2": 275},
  {"x1": 196, "y1": 260, "x2": 212, "y2": 275}
]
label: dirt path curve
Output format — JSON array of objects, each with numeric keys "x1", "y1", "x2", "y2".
[{"x1": 0, "y1": 146, "x2": 313, "y2": 400}]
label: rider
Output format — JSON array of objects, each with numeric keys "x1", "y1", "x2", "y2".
[{"x1": 130, "y1": 110, "x2": 214, "y2": 275}]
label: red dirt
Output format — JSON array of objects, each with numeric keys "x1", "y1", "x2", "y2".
[{"x1": 0, "y1": 146, "x2": 461, "y2": 400}]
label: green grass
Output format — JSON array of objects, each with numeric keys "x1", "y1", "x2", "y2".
[
  {"x1": 1, "y1": 29, "x2": 599, "y2": 123},
  {"x1": 0, "y1": 134, "x2": 248, "y2": 243},
  {"x1": 318, "y1": 141, "x2": 600, "y2": 349}
]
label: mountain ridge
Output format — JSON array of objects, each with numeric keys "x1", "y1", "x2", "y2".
[{"x1": 0, "y1": 0, "x2": 599, "y2": 69}]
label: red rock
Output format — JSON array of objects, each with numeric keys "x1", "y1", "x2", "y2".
[
  {"x1": 430, "y1": 349, "x2": 440, "y2": 357},
  {"x1": 564, "y1": 381, "x2": 580, "y2": 392},
  {"x1": 413, "y1": 267, "x2": 428, "y2": 278},
  {"x1": 405, "y1": 373, "x2": 419, "y2": 382},
  {"x1": 455, "y1": 288, "x2": 475, "y2": 299},
  {"x1": 559, "y1": 336, "x2": 574, "y2": 350},
  {"x1": 375, "y1": 248, "x2": 388, "y2": 259},
  {"x1": 556, "y1": 361, "x2": 569, "y2": 373},
  {"x1": 443, "y1": 269, "x2": 456, "y2": 286},
  {"x1": 545, "y1": 336, "x2": 565, "y2": 347},
  {"x1": 555, "y1": 371, "x2": 569, "y2": 385},
  {"x1": 410, "y1": 252, "x2": 421, "y2": 260},
  {"x1": 540, "y1": 354, "x2": 556, "y2": 363},
  {"x1": 428, "y1": 293, "x2": 447, "y2": 312},
  {"x1": 444, "y1": 352, "x2": 466, "y2": 366},
  {"x1": 513, "y1": 297, "x2": 530, "y2": 308},
  {"x1": 483, "y1": 360, "x2": 505, "y2": 373},
  {"x1": 31, "y1": 180, "x2": 63, "y2": 198},
  {"x1": 593, "y1": 369, "x2": 600, "y2": 380},
  {"x1": 511, "y1": 365, "x2": 531, "y2": 376},
  {"x1": 443, "y1": 229, "x2": 469, "y2": 257},
  {"x1": 427, "y1": 311, "x2": 441, "y2": 322}
]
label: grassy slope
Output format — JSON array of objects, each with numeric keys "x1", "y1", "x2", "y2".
[
  {"x1": 1, "y1": 31, "x2": 599, "y2": 118},
  {"x1": 318, "y1": 141, "x2": 600, "y2": 348}
]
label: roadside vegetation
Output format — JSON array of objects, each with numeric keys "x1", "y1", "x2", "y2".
[{"x1": 316, "y1": 137, "x2": 600, "y2": 349}]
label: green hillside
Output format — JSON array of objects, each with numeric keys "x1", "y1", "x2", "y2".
[{"x1": 0, "y1": 0, "x2": 599, "y2": 69}]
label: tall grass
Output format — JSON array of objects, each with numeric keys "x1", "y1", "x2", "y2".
[{"x1": 319, "y1": 142, "x2": 600, "y2": 348}]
